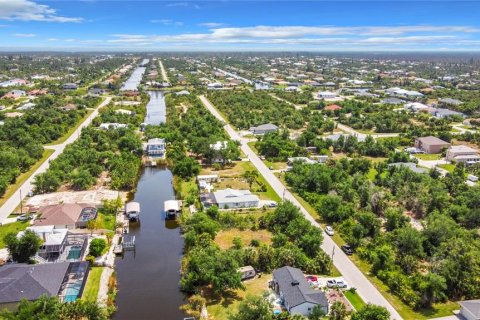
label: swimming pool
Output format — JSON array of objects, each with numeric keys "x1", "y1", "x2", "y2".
[
  {"x1": 67, "y1": 246, "x2": 82, "y2": 260},
  {"x1": 63, "y1": 282, "x2": 82, "y2": 302}
]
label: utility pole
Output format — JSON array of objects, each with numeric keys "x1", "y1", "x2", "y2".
[{"x1": 19, "y1": 189, "x2": 23, "y2": 215}]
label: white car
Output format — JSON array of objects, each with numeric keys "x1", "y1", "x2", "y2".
[
  {"x1": 326, "y1": 279, "x2": 347, "y2": 288},
  {"x1": 325, "y1": 225, "x2": 334, "y2": 236}
]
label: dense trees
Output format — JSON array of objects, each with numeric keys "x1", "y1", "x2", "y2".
[
  {"x1": 0, "y1": 295, "x2": 107, "y2": 320},
  {"x1": 34, "y1": 126, "x2": 142, "y2": 193},
  {"x1": 285, "y1": 158, "x2": 480, "y2": 309},
  {"x1": 207, "y1": 91, "x2": 307, "y2": 130},
  {"x1": 4, "y1": 230, "x2": 42, "y2": 263}
]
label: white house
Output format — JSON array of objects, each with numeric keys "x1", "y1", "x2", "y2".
[
  {"x1": 317, "y1": 91, "x2": 337, "y2": 99},
  {"x1": 272, "y1": 266, "x2": 329, "y2": 316},
  {"x1": 146, "y1": 138, "x2": 166, "y2": 158},
  {"x1": 18, "y1": 226, "x2": 68, "y2": 261},
  {"x1": 446, "y1": 145, "x2": 480, "y2": 164},
  {"x1": 211, "y1": 189, "x2": 260, "y2": 209},
  {"x1": 99, "y1": 123, "x2": 128, "y2": 130}
]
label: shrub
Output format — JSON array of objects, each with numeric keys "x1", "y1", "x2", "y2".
[{"x1": 89, "y1": 238, "x2": 107, "y2": 257}]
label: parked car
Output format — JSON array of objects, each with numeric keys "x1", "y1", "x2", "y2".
[
  {"x1": 341, "y1": 244, "x2": 353, "y2": 255},
  {"x1": 326, "y1": 279, "x2": 347, "y2": 288},
  {"x1": 17, "y1": 214, "x2": 32, "y2": 222},
  {"x1": 325, "y1": 225, "x2": 334, "y2": 236}
]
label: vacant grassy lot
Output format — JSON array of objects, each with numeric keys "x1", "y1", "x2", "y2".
[
  {"x1": 206, "y1": 274, "x2": 272, "y2": 320},
  {"x1": 0, "y1": 221, "x2": 30, "y2": 248},
  {"x1": 438, "y1": 163, "x2": 456, "y2": 173},
  {"x1": 215, "y1": 228, "x2": 272, "y2": 250},
  {"x1": 97, "y1": 212, "x2": 116, "y2": 231},
  {"x1": 82, "y1": 267, "x2": 104, "y2": 302}
]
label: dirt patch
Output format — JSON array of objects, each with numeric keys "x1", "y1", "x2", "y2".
[{"x1": 215, "y1": 229, "x2": 272, "y2": 250}]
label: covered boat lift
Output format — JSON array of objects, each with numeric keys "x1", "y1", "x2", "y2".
[
  {"x1": 125, "y1": 201, "x2": 140, "y2": 221},
  {"x1": 164, "y1": 200, "x2": 181, "y2": 219}
]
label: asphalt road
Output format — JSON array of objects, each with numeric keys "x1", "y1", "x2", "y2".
[
  {"x1": 0, "y1": 96, "x2": 112, "y2": 223},
  {"x1": 199, "y1": 95, "x2": 403, "y2": 319},
  {"x1": 159, "y1": 60, "x2": 170, "y2": 83}
]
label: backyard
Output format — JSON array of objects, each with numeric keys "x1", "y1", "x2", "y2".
[{"x1": 82, "y1": 267, "x2": 105, "y2": 302}]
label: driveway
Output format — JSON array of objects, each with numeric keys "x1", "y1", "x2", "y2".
[
  {"x1": 199, "y1": 95, "x2": 403, "y2": 319},
  {"x1": 0, "y1": 97, "x2": 112, "y2": 223}
]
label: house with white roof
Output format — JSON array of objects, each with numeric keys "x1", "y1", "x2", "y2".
[
  {"x1": 317, "y1": 91, "x2": 337, "y2": 99},
  {"x1": 146, "y1": 138, "x2": 166, "y2": 158},
  {"x1": 446, "y1": 145, "x2": 480, "y2": 164},
  {"x1": 210, "y1": 189, "x2": 260, "y2": 209},
  {"x1": 18, "y1": 226, "x2": 68, "y2": 261}
]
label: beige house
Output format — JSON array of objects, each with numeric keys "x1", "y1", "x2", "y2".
[{"x1": 414, "y1": 136, "x2": 451, "y2": 154}]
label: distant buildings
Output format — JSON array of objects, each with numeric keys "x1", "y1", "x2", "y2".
[
  {"x1": 248, "y1": 123, "x2": 278, "y2": 135},
  {"x1": 446, "y1": 145, "x2": 480, "y2": 164},
  {"x1": 146, "y1": 138, "x2": 166, "y2": 158},
  {"x1": 324, "y1": 104, "x2": 342, "y2": 111},
  {"x1": 62, "y1": 83, "x2": 78, "y2": 90},
  {"x1": 317, "y1": 91, "x2": 337, "y2": 99},
  {"x1": 414, "y1": 136, "x2": 451, "y2": 154},
  {"x1": 99, "y1": 123, "x2": 128, "y2": 130}
]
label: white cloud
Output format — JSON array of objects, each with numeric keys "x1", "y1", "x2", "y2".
[
  {"x1": 150, "y1": 19, "x2": 183, "y2": 26},
  {"x1": 13, "y1": 33, "x2": 35, "y2": 37},
  {"x1": 0, "y1": 0, "x2": 83, "y2": 23},
  {"x1": 165, "y1": 2, "x2": 200, "y2": 9},
  {"x1": 199, "y1": 22, "x2": 225, "y2": 28}
]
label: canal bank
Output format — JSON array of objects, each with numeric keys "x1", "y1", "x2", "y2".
[{"x1": 113, "y1": 167, "x2": 185, "y2": 319}]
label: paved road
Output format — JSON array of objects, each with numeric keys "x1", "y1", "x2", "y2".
[
  {"x1": 0, "y1": 97, "x2": 112, "y2": 223},
  {"x1": 199, "y1": 95, "x2": 403, "y2": 320},
  {"x1": 336, "y1": 123, "x2": 401, "y2": 140},
  {"x1": 159, "y1": 60, "x2": 170, "y2": 83}
]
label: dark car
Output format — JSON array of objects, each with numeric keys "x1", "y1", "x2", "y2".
[{"x1": 341, "y1": 244, "x2": 353, "y2": 255}]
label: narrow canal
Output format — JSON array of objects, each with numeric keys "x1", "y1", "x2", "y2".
[{"x1": 113, "y1": 167, "x2": 186, "y2": 319}]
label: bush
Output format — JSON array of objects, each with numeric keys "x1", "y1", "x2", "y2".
[{"x1": 89, "y1": 238, "x2": 107, "y2": 257}]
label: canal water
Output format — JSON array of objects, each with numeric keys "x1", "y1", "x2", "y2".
[
  {"x1": 120, "y1": 59, "x2": 149, "y2": 91},
  {"x1": 113, "y1": 167, "x2": 186, "y2": 320},
  {"x1": 145, "y1": 91, "x2": 167, "y2": 125}
]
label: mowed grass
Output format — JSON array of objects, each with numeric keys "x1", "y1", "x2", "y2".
[
  {"x1": 215, "y1": 229, "x2": 272, "y2": 250},
  {"x1": 0, "y1": 221, "x2": 30, "y2": 248},
  {"x1": 206, "y1": 274, "x2": 272, "y2": 320},
  {"x1": 414, "y1": 153, "x2": 443, "y2": 161},
  {"x1": 438, "y1": 163, "x2": 456, "y2": 173},
  {"x1": 344, "y1": 290, "x2": 366, "y2": 311},
  {"x1": 82, "y1": 267, "x2": 104, "y2": 302},
  {"x1": 97, "y1": 212, "x2": 116, "y2": 231},
  {"x1": 0, "y1": 148, "x2": 54, "y2": 207}
]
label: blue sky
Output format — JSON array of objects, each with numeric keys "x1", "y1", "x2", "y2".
[{"x1": 1, "y1": 0, "x2": 480, "y2": 51}]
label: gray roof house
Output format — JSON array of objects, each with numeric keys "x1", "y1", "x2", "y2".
[
  {"x1": 381, "y1": 97, "x2": 405, "y2": 105},
  {"x1": 211, "y1": 189, "x2": 260, "y2": 209},
  {"x1": 0, "y1": 262, "x2": 89, "y2": 310},
  {"x1": 459, "y1": 300, "x2": 480, "y2": 320},
  {"x1": 272, "y1": 266, "x2": 328, "y2": 316},
  {"x1": 439, "y1": 98, "x2": 463, "y2": 106},
  {"x1": 388, "y1": 162, "x2": 427, "y2": 174},
  {"x1": 249, "y1": 123, "x2": 278, "y2": 135}
]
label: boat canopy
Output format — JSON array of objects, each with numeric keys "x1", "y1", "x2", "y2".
[
  {"x1": 164, "y1": 200, "x2": 180, "y2": 213},
  {"x1": 125, "y1": 201, "x2": 140, "y2": 214}
]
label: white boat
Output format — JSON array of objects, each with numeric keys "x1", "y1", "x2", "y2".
[
  {"x1": 164, "y1": 200, "x2": 181, "y2": 219},
  {"x1": 125, "y1": 201, "x2": 140, "y2": 221}
]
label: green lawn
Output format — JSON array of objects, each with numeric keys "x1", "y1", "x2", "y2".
[
  {"x1": 0, "y1": 221, "x2": 30, "y2": 248},
  {"x1": 344, "y1": 290, "x2": 366, "y2": 311},
  {"x1": 438, "y1": 163, "x2": 456, "y2": 173},
  {"x1": 97, "y1": 212, "x2": 116, "y2": 231},
  {"x1": 414, "y1": 153, "x2": 443, "y2": 161},
  {"x1": 82, "y1": 267, "x2": 104, "y2": 302},
  {"x1": 0, "y1": 148, "x2": 54, "y2": 207}
]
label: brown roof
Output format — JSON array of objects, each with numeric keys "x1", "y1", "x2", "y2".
[
  {"x1": 34, "y1": 203, "x2": 92, "y2": 227},
  {"x1": 416, "y1": 136, "x2": 450, "y2": 146},
  {"x1": 325, "y1": 104, "x2": 342, "y2": 111}
]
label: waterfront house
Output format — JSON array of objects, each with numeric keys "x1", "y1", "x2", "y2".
[
  {"x1": 0, "y1": 262, "x2": 89, "y2": 310},
  {"x1": 18, "y1": 226, "x2": 68, "y2": 261},
  {"x1": 34, "y1": 203, "x2": 95, "y2": 229},
  {"x1": 414, "y1": 136, "x2": 451, "y2": 154},
  {"x1": 210, "y1": 189, "x2": 260, "y2": 209},
  {"x1": 146, "y1": 138, "x2": 166, "y2": 158},
  {"x1": 271, "y1": 266, "x2": 329, "y2": 316},
  {"x1": 248, "y1": 123, "x2": 278, "y2": 135}
]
